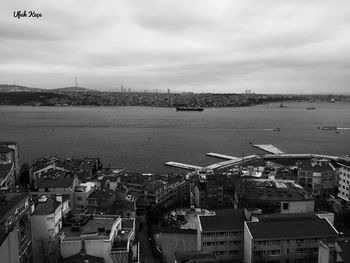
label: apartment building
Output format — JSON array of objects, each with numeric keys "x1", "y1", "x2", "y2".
[
  {"x1": 31, "y1": 196, "x2": 63, "y2": 263},
  {"x1": 244, "y1": 215, "x2": 338, "y2": 263},
  {"x1": 0, "y1": 193, "x2": 32, "y2": 263},
  {"x1": 143, "y1": 180, "x2": 168, "y2": 206},
  {"x1": 297, "y1": 159, "x2": 338, "y2": 197},
  {"x1": 197, "y1": 209, "x2": 245, "y2": 262},
  {"x1": 60, "y1": 215, "x2": 135, "y2": 263},
  {"x1": 336, "y1": 157, "x2": 350, "y2": 202}
]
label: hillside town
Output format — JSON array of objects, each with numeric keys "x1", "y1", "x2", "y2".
[
  {"x1": 1, "y1": 85, "x2": 349, "y2": 107},
  {"x1": 1, "y1": 141, "x2": 350, "y2": 263}
]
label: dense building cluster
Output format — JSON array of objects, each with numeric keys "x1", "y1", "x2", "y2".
[{"x1": 1, "y1": 141, "x2": 350, "y2": 262}]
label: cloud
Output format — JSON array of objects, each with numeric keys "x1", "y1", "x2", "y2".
[{"x1": 0, "y1": 0, "x2": 349, "y2": 93}]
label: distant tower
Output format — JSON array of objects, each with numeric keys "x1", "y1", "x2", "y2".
[
  {"x1": 167, "y1": 89, "x2": 170, "y2": 94},
  {"x1": 121, "y1": 85, "x2": 124, "y2": 92},
  {"x1": 75, "y1": 76, "x2": 78, "y2": 88}
]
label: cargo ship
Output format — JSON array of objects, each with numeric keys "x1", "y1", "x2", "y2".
[{"x1": 176, "y1": 107, "x2": 204, "y2": 111}]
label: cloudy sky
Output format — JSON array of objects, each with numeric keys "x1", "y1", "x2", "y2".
[{"x1": 1, "y1": 0, "x2": 349, "y2": 93}]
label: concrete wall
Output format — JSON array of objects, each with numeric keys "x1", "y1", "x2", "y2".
[
  {"x1": 243, "y1": 223, "x2": 252, "y2": 263},
  {"x1": 86, "y1": 239, "x2": 113, "y2": 263},
  {"x1": 60, "y1": 240, "x2": 82, "y2": 258},
  {"x1": 282, "y1": 200, "x2": 315, "y2": 214},
  {"x1": 0, "y1": 226, "x2": 20, "y2": 263}
]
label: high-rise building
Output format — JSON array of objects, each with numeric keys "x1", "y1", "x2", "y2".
[{"x1": 0, "y1": 193, "x2": 32, "y2": 263}]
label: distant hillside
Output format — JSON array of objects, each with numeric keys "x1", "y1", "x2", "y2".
[
  {"x1": 0, "y1": 84, "x2": 98, "y2": 93},
  {"x1": 52, "y1": 86, "x2": 98, "y2": 93},
  {"x1": 0, "y1": 84, "x2": 45, "y2": 92}
]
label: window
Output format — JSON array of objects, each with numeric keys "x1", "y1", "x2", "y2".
[
  {"x1": 283, "y1": 203, "x2": 289, "y2": 210},
  {"x1": 77, "y1": 196, "x2": 83, "y2": 201}
]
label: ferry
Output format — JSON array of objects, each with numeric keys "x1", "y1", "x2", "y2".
[
  {"x1": 176, "y1": 107, "x2": 204, "y2": 111},
  {"x1": 318, "y1": 125, "x2": 337, "y2": 130},
  {"x1": 306, "y1": 107, "x2": 316, "y2": 110}
]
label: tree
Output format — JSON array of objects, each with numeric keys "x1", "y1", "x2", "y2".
[{"x1": 19, "y1": 163, "x2": 30, "y2": 189}]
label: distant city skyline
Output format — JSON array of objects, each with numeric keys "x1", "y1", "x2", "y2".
[{"x1": 1, "y1": 0, "x2": 350, "y2": 94}]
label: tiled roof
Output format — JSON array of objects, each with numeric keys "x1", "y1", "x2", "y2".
[
  {"x1": 88, "y1": 189, "x2": 115, "y2": 200},
  {"x1": 246, "y1": 218, "x2": 337, "y2": 239},
  {"x1": 38, "y1": 177, "x2": 74, "y2": 189},
  {"x1": 199, "y1": 209, "x2": 245, "y2": 232}
]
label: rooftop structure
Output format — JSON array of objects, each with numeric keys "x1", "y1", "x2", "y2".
[{"x1": 32, "y1": 196, "x2": 61, "y2": 215}]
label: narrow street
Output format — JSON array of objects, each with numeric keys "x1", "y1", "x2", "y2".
[{"x1": 137, "y1": 219, "x2": 161, "y2": 263}]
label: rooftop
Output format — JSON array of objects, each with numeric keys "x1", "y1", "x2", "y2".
[
  {"x1": 0, "y1": 193, "x2": 28, "y2": 219},
  {"x1": 33, "y1": 197, "x2": 61, "y2": 215},
  {"x1": 63, "y1": 217, "x2": 118, "y2": 239},
  {"x1": 175, "y1": 251, "x2": 217, "y2": 263},
  {"x1": 298, "y1": 159, "x2": 335, "y2": 172},
  {"x1": 61, "y1": 253, "x2": 104, "y2": 263},
  {"x1": 242, "y1": 179, "x2": 313, "y2": 202},
  {"x1": 38, "y1": 177, "x2": 74, "y2": 189},
  {"x1": 144, "y1": 180, "x2": 165, "y2": 191},
  {"x1": 199, "y1": 209, "x2": 245, "y2": 232},
  {"x1": 246, "y1": 218, "x2": 337, "y2": 239},
  {"x1": 88, "y1": 189, "x2": 115, "y2": 200}
]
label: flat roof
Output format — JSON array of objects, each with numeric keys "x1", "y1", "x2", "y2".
[
  {"x1": 63, "y1": 253, "x2": 104, "y2": 263},
  {"x1": 33, "y1": 198, "x2": 61, "y2": 215},
  {"x1": 199, "y1": 209, "x2": 245, "y2": 232},
  {"x1": 242, "y1": 180, "x2": 313, "y2": 201},
  {"x1": 63, "y1": 217, "x2": 117, "y2": 238},
  {"x1": 298, "y1": 160, "x2": 335, "y2": 172},
  {"x1": 246, "y1": 218, "x2": 337, "y2": 239}
]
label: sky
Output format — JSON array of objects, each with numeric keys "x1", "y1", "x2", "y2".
[{"x1": 0, "y1": 0, "x2": 349, "y2": 94}]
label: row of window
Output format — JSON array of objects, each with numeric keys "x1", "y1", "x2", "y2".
[
  {"x1": 254, "y1": 249, "x2": 280, "y2": 256},
  {"x1": 254, "y1": 240, "x2": 281, "y2": 246},
  {"x1": 202, "y1": 231, "x2": 242, "y2": 237},
  {"x1": 203, "y1": 240, "x2": 241, "y2": 247},
  {"x1": 213, "y1": 250, "x2": 240, "y2": 256},
  {"x1": 295, "y1": 247, "x2": 318, "y2": 254},
  {"x1": 296, "y1": 238, "x2": 319, "y2": 243}
]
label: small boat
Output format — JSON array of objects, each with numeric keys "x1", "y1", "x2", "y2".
[
  {"x1": 306, "y1": 107, "x2": 316, "y2": 110},
  {"x1": 273, "y1": 128, "x2": 280, "y2": 131}
]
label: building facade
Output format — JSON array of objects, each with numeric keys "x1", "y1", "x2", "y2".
[
  {"x1": 197, "y1": 209, "x2": 245, "y2": 262},
  {"x1": 0, "y1": 193, "x2": 32, "y2": 263},
  {"x1": 337, "y1": 158, "x2": 350, "y2": 202}
]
